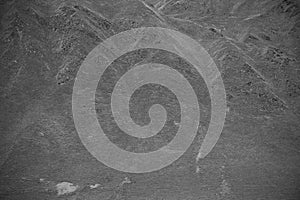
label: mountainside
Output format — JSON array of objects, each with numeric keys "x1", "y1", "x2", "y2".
[{"x1": 0, "y1": 0, "x2": 300, "y2": 199}]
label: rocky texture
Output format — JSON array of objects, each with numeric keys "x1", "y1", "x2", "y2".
[{"x1": 0, "y1": 0, "x2": 300, "y2": 199}]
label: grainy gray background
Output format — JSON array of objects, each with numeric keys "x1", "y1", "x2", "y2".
[{"x1": 0, "y1": 0, "x2": 299, "y2": 199}]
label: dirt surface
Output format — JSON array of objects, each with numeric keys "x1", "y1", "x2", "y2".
[{"x1": 0, "y1": 0, "x2": 300, "y2": 199}]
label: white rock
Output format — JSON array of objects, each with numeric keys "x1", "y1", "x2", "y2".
[
  {"x1": 55, "y1": 182, "x2": 79, "y2": 196},
  {"x1": 121, "y1": 177, "x2": 131, "y2": 185},
  {"x1": 89, "y1": 183, "x2": 101, "y2": 189}
]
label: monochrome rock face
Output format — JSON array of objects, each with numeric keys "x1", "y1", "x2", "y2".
[{"x1": 0, "y1": 0, "x2": 299, "y2": 199}]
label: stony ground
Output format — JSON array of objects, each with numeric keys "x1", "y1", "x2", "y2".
[{"x1": 0, "y1": 0, "x2": 300, "y2": 199}]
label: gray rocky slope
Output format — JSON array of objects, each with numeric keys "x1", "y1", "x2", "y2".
[{"x1": 0, "y1": 0, "x2": 299, "y2": 199}]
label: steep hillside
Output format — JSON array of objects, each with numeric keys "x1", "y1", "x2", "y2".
[{"x1": 0, "y1": 0, "x2": 299, "y2": 199}]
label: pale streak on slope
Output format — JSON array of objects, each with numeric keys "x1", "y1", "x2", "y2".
[
  {"x1": 154, "y1": 0, "x2": 173, "y2": 11},
  {"x1": 137, "y1": 0, "x2": 167, "y2": 23}
]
